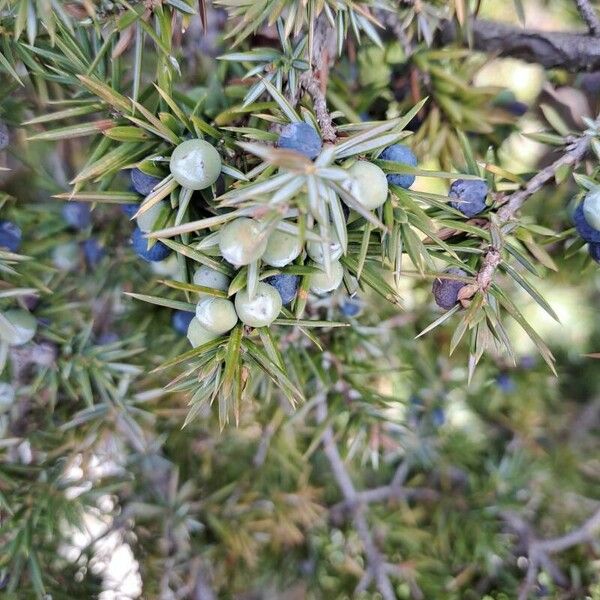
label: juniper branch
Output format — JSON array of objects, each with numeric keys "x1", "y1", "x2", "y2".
[
  {"x1": 439, "y1": 19, "x2": 600, "y2": 72},
  {"x1": 476, "y1": 133, "x2": 592, "y2": 292},
  {"x1": 296, "y1": 16, "x2": 337, "y2": 142},
  {"x1": 314, "y1": 394, "x2": 396, "y2": 600},
  {"x1": 574, "y1": 0, "x2": 600, "y2": 36}
]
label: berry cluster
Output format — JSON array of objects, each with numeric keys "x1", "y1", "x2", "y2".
[
  {"x1": 127, "y1": 127, "x2": 425, "y2": 345},
  {"x1": 431, "y1": 179, "x2": 489, "y2": 309}
]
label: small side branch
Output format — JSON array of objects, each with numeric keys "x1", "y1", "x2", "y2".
[
  {"x1": 476, "y1": 134, "x2": 592, "y2": 292},
  {"x1": 315, "y1": 395, "x2": 396, "y2": 600},
  {"x1": 575, "y1": 0, "x2": 600, "y2": 36},
  {"x1": 439, "y1": 19, "x2": 600, "y2": 72},
  {"x1": 295, "y1": 16, "x2": 337, "y2": 142}
]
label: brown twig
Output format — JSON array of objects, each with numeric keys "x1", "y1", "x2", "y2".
[
  {"x1": 315, "y1": 394, "x2": 396, "y2": 600},
  {"x1": 503, "y1": 506, "x2": 600, "y2": 600},
  {"x1": 293, "y1": 16, "x2": 337, "y2": 142},
  {"x1": 439, "y1": 19, "x2": 600, "y2": 72},
  {"x1": 575, "y1": 0, "x2": 600, "y2": 36}
]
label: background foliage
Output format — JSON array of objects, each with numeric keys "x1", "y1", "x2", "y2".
[{"x1": 0, "y1": 1, "x2": 600, "y2": 599}]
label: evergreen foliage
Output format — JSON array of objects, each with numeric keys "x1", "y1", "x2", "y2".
[{"x1": 0, "y1": 1, "x2": 599, "y2": 598}]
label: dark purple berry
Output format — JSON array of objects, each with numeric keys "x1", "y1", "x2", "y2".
[
  {"x1": 449, "y1": 179, "x2": 488, "y2": 217},
  {"x1": 62, "y1": 202, "x2": 91, "y2": 230},
  {"x1": 82, "y1": 238, "x2": 105, "y2": 267},
  {"x1": 277, "y1": 122, "x2": 322, "y2": 159},
  {"x1": 574, "y1": 203, "x2": 600, "y2": 243},
  {"x1": 432, "y1": 268, "x2": 467, "y2": 310},
  {"x1": 380, "y1": 144, "x2": 417, "y2": 189},
  {"x1": 171, "y1": 310, "x2": 195, "y2": 335},
  {"x1": 131, "y1": 227, "x2": 171, "y2": 262},
  {"x1": 0, "y1": 220, "x2": 22, "y2": 252},
  {"x1": 131, "y1": 167, "x2": 162, "y2": 196},
  {"x1": 589, "y1": 242, "x2": 600, "y2": 263},
  {"x1": 264, "y1": 273, "x2": 300, "y2": 306}
]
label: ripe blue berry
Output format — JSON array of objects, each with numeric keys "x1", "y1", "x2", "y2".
[
  {"x1": 264, "y1": 274, "x2": 300, "y2": 306},
  {"x1": 172, "y1": 310, "x2": 195, "y2": 335},
  {"x1": 380, "y1": 144, "x2": 417, "y2": 189},
  {"x1": 340, "y1": 297, "x2": 362, "y2": 317},
  {"x1": 431, "y1": 407, "x2": 445, "y2": 427},
  {"x1": 169, "y1": 139, "x2": 222, "y2": 190},
  {"x1": 82, "y1": 238, "x2": 105, "y2": 267},
  {"x1": 121, "y1": 203, "x2": 139, "y2": 218},
  {"x1": 277, "y1": 122, "x2": 322, "y2": 159},
  {"x1": 130, "y1": 167, "x2": 162, "y2": 196},
  {"x1": 0, "y1": 221, "x2": 22, "y2": 252},
  {"x1": 131, "y1": 227, "x2": 171, "y2": 262},
  {"x1": 496, "y1": 372, "x2": 515, "y2": 393},
  {"x1": 62, "y1": 202, "x2": 91, "y2": 229},
  {"x1": 97, "y1": 331, "x2": 119, "y2": 345},
  {"x1": 0, "y1": 121, "x2": 8, "y2": 151},
  {"x1": 432, "y1": 267, "x2": 467, "y2": 309},
  {"x1": 449, "y1": 179, "x2": 488, "y2": 217},
  {"x1": 589, "y1": 242, "x2": 600, "y2": 263},
  {"x1": 574, "y1": 202, "x2": 600, "y2": 243}
]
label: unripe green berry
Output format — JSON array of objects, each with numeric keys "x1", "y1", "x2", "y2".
[
  {"x1": 346, "y1": 161, "x2": 388, "y2": 210},
  {"x1": 219, "y1": 218, "x2": 268, "y2": 266},
  {"x1": 234, "y1": 282, "x2": 282, "y2": 328},
  {"x1": 583, "y1": 187, "x2": 600, "y2": 230},
  {"x1": 262, "y1": 229, "x2": 302, "y2": 267},
  {"x1": 0, "y1": 382, "x2": 15, "y2": 414},
  {"x1": 136, "y1": 201, "x2": 165, "y2": 233},
  {"x1": 52, "y1": 242, "x2": 79, "y2": 272},
  {"x1": 195, "y1": 297, "x2": 238, "y2": 334},
  {"x1": 310, "y1": 261, "x2": 344, "y2": 295},
  {"x1": 306, "y1": 234, "x2": 343, "y2": 264},
  {"x1": 169, "y1": 139, "x2": 222, "y2": 190},
  {"x1": 187, "y1": 317, "x2": 219, "y2": 348},
  {"x1": 193, "y1": 265, "x2": 231, "y2": 294},
  {"x1": 1, "y1": 309, "x2": 37, "y2": 346}
]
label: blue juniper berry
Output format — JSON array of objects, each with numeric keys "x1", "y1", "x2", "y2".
[
  {"x1": 264, "y1": 273, "x2": 300, "y2": 306},
  {"x1": 277, "y1": 122, "x2": 322, "y2": 159},
  {"x1": 449, "y1": 179, "x2": 489, "y2": 217},
  {"x1": 0, "y1": 220, "x2": 22, "y2": 252},
  {"x1": 379, "y1": 144, "x2": 417, "y2": 189},
  {"x1": 131, "y1": 227, "x2": 171, "y2": 262}
]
